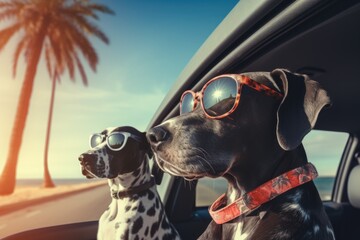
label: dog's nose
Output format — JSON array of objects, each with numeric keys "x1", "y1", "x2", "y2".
[
  {"x1": 78, "y1": 153, "x2": 96, "y2": 164},
  {"x1": 147, "y1": 126, "x2": 169, "y2": 146}
]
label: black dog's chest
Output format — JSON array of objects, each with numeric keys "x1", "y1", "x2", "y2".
[{"x1": 223, "y1": 217, "x2": 260, "y2": 239}]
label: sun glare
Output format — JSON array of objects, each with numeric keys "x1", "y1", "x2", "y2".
[{"x1": 213, "y1": 90, "x2": 222, "y2": 99}]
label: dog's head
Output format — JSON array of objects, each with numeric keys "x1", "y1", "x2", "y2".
[
  {"x1": 146, "y1": 69, "x2": 331, "y2": 181},
  {"x1": 78, "y1": 126, "x2": 152, "y2": 179}
]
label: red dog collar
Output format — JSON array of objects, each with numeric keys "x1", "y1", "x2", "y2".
[{"x1": 209, "y1": 163, "x2": 318, "y2": 224}]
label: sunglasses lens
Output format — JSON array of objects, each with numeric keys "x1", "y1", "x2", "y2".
[
  {"x1": 90, "y1": 134, "x2": 103, "y2": 148},
  {"x1": 108, "y1": 133, "x2": 125, "y2": 150},
  {"x1": 180, "y1": 92, "x2": 195, "y2": 114},
  {"x1": 203, "y1": 77, "x2": 237, "y2": 117}
]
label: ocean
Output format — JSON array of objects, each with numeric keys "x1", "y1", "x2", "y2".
[
  {"x1": 16, "y1": 178, "x2": 102, "y2": 187},
  {"x1": 313, "y1": 177, "x2": 335, "y2": 200}
]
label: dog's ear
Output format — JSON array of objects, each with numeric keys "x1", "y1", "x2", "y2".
[
  {"x1": 142, "y1": 132, "x2": 154, "y2": 158},
  {"x1": 270, "y1": 69, "x2": 331, "y2": 151},
  {"x1": 146, "y1": 147, "x2": 154, "y2": 159}
]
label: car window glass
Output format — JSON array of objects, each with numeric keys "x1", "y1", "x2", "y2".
[{"x1": 196, "y1": 130, "x2": 349, "y2": 206}]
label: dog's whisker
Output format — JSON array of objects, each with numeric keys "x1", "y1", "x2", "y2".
[
  {"x1": 201, "y1": 158, "x2": 216, "y2": 175},
  {"x1": 198, "y1": 160, "x2": 207, "y2": 172},
  {"x1": 155, "y1": 156, "x2": 181, "y2": 176},
  {"x1": 85, "y1": 168, "x2": 99, "y2": 179},
  {"x1": 193, "y1": 153, "x2": 216, "y2": 175},
  {"x1": 192, "y1": 147, "x2": 216, "y2": 174},
  {"x1": 157, "y1": 155, "x2": 184, "y2": 174},
  {"x1": 194, "y1": 147, "x2": 210, "y2": 159},
  {"x1": 156, "y1": 154, "x2": 203, "y2": 180}
]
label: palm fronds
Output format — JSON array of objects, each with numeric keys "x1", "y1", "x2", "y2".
[{"x1": 0, "y1": 0, "x2": 113, "y2": 84}]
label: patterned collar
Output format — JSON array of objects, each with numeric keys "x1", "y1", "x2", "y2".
[
  {"x1": 112, "y1": 177, "x2": 156, "y2": 199},
  {"x1": 209, "y1": 163, "x2": 318, "y2": 224}
]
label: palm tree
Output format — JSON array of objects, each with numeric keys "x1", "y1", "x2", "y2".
[
  {"x1": 42, "y1": 71, "x2": 58, "y2": 188},
  {"x1": 0, "y1": 0, "x2": 114, "y2": 195}
]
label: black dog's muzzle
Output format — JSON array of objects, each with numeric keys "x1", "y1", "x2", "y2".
[{"x1": 147, "y1": 126, "x2": 169, "y2": 150}]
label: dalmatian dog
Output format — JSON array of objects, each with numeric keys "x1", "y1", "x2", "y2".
[
  {"x1": 78, "y1": 126, "x2": 181, "y2": 240},
  {"x1": 147, "y1": 69, "x2": 335, "y2": 239}
]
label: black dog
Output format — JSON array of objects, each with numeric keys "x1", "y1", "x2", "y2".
[
  {"x1": 79, "y1": 126, "x2": 180, "y2": 240},
  {"x1": 147, "y1": 69, "x2": 335, "y2": 239}
]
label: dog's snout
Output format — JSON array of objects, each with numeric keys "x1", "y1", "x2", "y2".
[
  {"x1": 78, "y1": 153, "x2": 96, "y2": 164},
  {"x1": 147, "y1": 126, "x2": 169, "y2": 146}
]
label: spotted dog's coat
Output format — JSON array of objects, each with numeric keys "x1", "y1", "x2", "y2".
[
  {"x1": 99, "y1": 156, "x2": 179, "y2": 240},
  {"x1": 79, "y1": 126, "x2": 181, "y2": 240},
  {"x1": 147, "y1": 69, "x2": 335, "y2": 239}
]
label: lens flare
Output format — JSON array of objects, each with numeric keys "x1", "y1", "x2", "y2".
[{"x1": 212, "y1": 90, "x2": 222, "y2": 102}]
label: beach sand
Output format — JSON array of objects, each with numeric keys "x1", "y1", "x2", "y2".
[{"x1": 0, "y1": 180, "x2": 106, "y2": 209}]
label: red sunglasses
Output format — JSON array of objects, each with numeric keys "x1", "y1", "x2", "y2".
[{"x1": 180, "y1": 74, "x2": 283, "y2": 119}]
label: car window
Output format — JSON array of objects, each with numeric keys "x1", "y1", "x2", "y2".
[{"x1": 196, "y1": 130, "x2": 349, "y2": 206}]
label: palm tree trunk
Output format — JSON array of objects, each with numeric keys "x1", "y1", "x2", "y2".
[
  {"x1": 42, "y1": 74, "x2": 57, "y2": 188},
  {"x1": 0, "y1": 24, "x2": 47, "y2": 196}
]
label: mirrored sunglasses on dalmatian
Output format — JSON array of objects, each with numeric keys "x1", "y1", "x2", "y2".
[{"x1": 89, "y1": 132, "x2": 142, "y2": 151}]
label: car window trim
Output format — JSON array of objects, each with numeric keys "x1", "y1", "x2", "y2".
[{"x1": 333, "y1": 133, "x2": 358, "y2": 203}]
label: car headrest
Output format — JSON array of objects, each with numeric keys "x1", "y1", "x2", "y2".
[{"x1": 348, "y1": 165, "x2": 360, "y2": 208}]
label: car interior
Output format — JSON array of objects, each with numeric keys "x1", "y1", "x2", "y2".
[{"x1": 3, "y1": 0, "x2": 360, "y2": 239}]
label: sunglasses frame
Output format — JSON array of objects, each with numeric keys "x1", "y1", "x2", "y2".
[
  {"x1": 89, "y1": 132, "x2": 142, "y2": 151},
  {"x1": 180, "y1": 74, "x2": 283, "y2": 119}
]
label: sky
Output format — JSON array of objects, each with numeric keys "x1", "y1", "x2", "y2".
[
  {"x1": 0, "y1": 0, "x2": 348, "y2": 180},
  {"x1": 0, "y1": 0, "x2": 239, "y2": 179}
]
